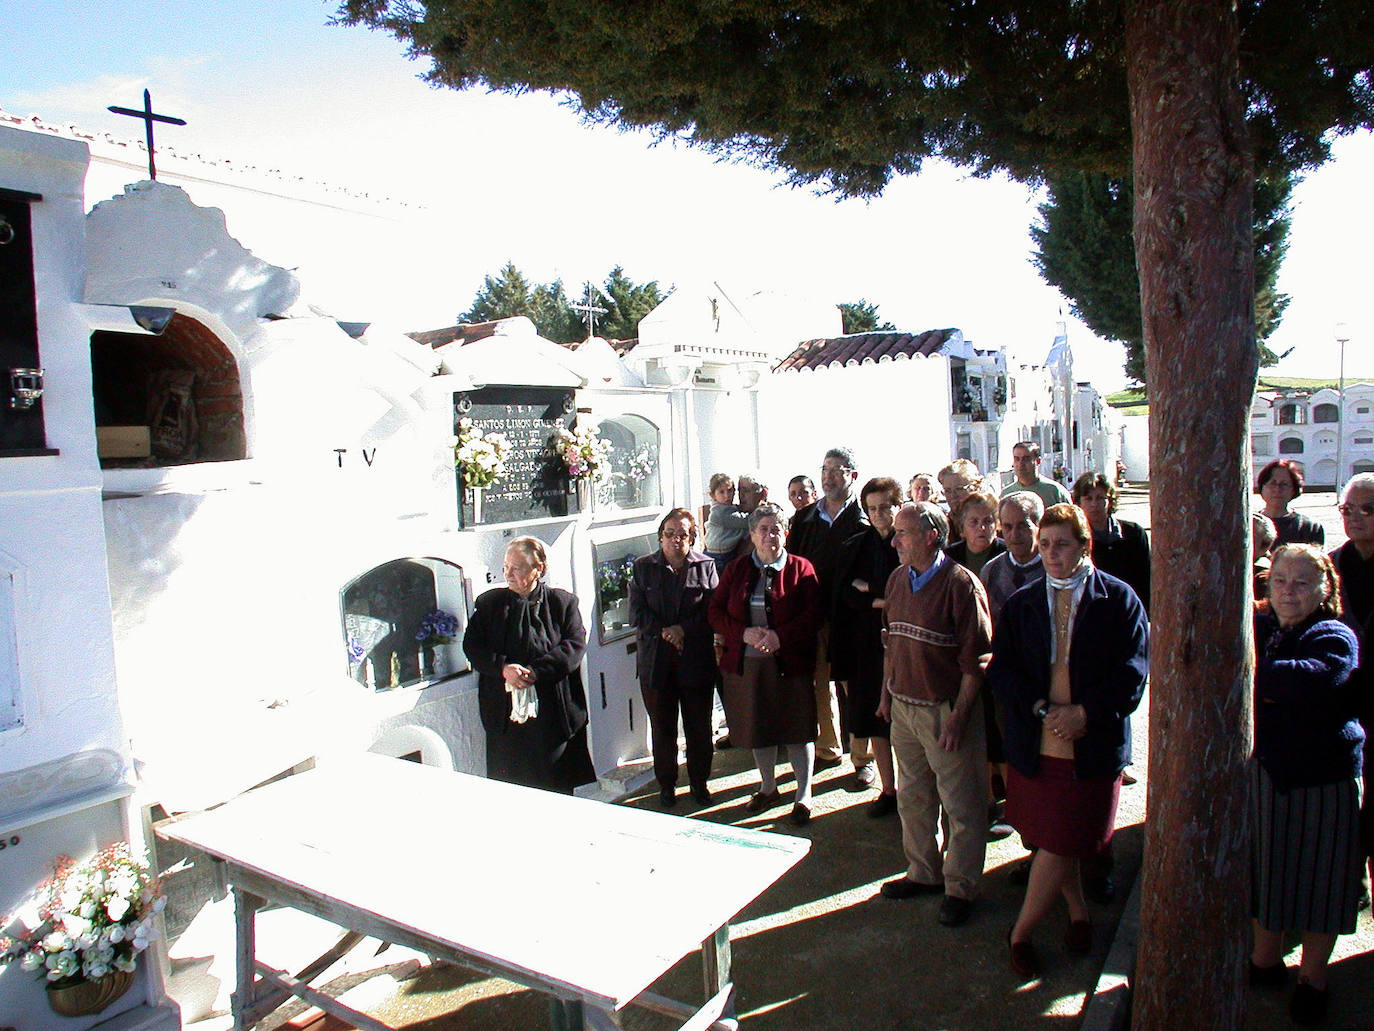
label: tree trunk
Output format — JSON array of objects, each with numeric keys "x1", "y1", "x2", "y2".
[{"x1": 1125, "y1": 2, "x2": 1257, "y2": 1028}]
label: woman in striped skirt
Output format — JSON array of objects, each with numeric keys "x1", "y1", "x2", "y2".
[{"x1": 1251, "y1": 544, "x2": 1363, "y2": 1026}]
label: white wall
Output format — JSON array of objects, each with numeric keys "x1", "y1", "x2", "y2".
[
  {"x1": 1121, "y1": 415, "x2": 1151, "y2": 481},
  {"x1": 756, "y1": 356, "x2": 953, "y2": 494},
  {"x1": 0, "y1": 124, "x2": 167, "y2": 1031}
]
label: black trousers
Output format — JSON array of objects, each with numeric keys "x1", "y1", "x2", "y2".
[{"x1": 643, "y1": 667, "x2": 714, "y2": 789}]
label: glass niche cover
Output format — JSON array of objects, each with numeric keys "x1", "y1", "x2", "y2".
[
  {"x1": 592, "y1": 415, "x2": 661, "y2": 513},
  {"x1": 593, "y1": 533, "x2": 657, "y2": 644}
]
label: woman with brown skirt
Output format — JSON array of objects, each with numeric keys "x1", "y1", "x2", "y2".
[{"x1": 709, "y1": 502, "x2": 822, "y2": 826}]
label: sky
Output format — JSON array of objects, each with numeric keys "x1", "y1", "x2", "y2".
[{"x1": 3, "y1": 0, "x2": 1371, "y2": 392}]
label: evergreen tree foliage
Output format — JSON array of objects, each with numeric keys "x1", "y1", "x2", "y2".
[
  {"x1": 460, "y1": 263, "x2": 662, "y2": 343},
  {"x1": 839, "y1": 299, "x2": 895, "y2": 335},
  {"x1": 592, "y1": 266, "x2": 664, "y2": 341},
  {"x1": 1031, "y1": 172, "x2": 1291, "y2": 384},
  {"x1": 336, "y1": 0, "x2": 1371, "y2": 194}
]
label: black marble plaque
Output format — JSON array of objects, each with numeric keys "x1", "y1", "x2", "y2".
[{"x1": 455, "y1": 386, "x2": 577, "y2": 526}]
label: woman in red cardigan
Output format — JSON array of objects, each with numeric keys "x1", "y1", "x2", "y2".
[{"x1": 709, "y1": 502, "x2": 823, "y2": 825}]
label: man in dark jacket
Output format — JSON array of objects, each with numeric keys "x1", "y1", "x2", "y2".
[{"x1": 787, "y1": 446, "x2": 870, "y2": 779}]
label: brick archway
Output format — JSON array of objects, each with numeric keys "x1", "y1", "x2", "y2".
[{"x1": 91, "y1": 312, "x2": 245, "y2": 465}]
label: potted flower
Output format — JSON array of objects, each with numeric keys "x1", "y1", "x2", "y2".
[
  {"x1": 415, "y1": 609, "x2": 459, "y2": 677},
  {"x1": 551, "y1": 424, "x2": 612, "y2": 484},
  {"x1": 1, "y1": 843, "x2": 163, "y2": 1018},
  {"x1": 454, "y1": 419, "x2": 512, "y2": 522}
]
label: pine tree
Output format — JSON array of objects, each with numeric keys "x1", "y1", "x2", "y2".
[
  {"x1": 1031, "y1": 171, "x2": 1291, "y2": 384},
  {"x1": 838, "y1": 299, "x2": 895, "y2": 335}
]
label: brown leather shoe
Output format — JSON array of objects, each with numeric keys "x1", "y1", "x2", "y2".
[{"x1": 1063, "y1": 919, "x2": 1092, "y2": 954}]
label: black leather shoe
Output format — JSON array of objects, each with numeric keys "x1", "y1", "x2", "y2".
[
  {"x1": 937, "y1": 895, "x2": 973, "y2": 927},
  {"x1": 789, "y1": 803, "x2": 812, "y2": 826},
  {"x1": 1289, "y1": 979, "x2": 1328, "y2": 1026},
  {"x1": 867, "y1": 793, "x2": 898, "y2": 819},
  {"x1": 880, "y1": 877, "x2": 943, "y2": 899},
  {"x1": 690, "y1": 783, "x2": 712, "y2": 805},
  {"x1": 746, "y1": 789, "x2": 781, "y2": 814},
  {"x1": 1249, "y1": 960, "x2": 1288, "y2": 988},
  {"x1": 659, "y1": 787, "x2": 677, "y2": 808}
]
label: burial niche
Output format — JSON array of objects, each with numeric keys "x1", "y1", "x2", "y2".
[
  {"x1": 594, "y1": 414, "x2": 661, "y2": 512},
  {"x1": 341, "y1": 558, "x2": 468, "y2": 690},
  {"x1": 91, "y1": 311, "x2": 246, "y2": 466}
]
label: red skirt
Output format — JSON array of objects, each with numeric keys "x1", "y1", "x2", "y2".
[{"x1": 1006, "y1": 756, "x2": 1121, "y2": 858}]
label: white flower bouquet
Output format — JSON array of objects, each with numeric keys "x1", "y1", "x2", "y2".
[
  {"x1": 454, "y1": 417, "x2": 512, "y2": 489},
  {"x1": 551, "y1": 424, "x2": 612, "y2": 480},
  {"x1": 1, "y1": 842, "x2": 164, "y2": 988}
]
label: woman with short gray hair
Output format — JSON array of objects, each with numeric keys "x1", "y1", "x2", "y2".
[{"x1": 709, "y1": 502, "x2": 824, "y2": 825}]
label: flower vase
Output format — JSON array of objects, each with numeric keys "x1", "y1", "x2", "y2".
[
  {"x1": 47, "y1": 969, "x2": 135, "y2": 1017},
  {"x1": 466, "y1": 486, "x2": 483, "y2": 524},
  {"x1": 432, "y1": 646, "x2": 448, "y2": 677},
  {"x1": 576, "y1": 477, "x2": 591, "y2": 512}
]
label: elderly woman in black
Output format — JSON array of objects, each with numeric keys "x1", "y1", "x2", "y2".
[
  {"x1": 988, "y1": 503, "x2": 1148, "y2": 980},
  {"x1": 463, "y1": 536, "x2": 595, "y2": 794},
  {"x1": 709, "y1": 502, "x2": 823, "y2": 826},
  {"x1": 630, "y1": 507, "x2": 720, "y2": 808},
  {"x1": 1250, "y1": 544, "x2": 1362, "y2": 1025}
]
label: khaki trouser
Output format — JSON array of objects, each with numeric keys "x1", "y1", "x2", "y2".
[
  {"x1": 813, "y1": 623, "x2": 844, "y2": 761},
  {"x1": 889, "y1": 693, "x2": 989, "y2": 900}
]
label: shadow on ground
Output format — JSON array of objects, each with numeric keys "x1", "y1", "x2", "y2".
[{"x1": 278, "y1": 748, "x2": 1149, "y2": 1030}]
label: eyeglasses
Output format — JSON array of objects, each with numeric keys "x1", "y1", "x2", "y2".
[
  {"x1": 661, "y1": 530, "x2": 691, "y2": 540},
  {"x1": 1339, "y1": 503, "x2": 1374, "y2": 518}
]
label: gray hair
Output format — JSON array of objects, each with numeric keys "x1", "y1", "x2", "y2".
[
  {"x1": 999, "y1": 492, "x2": 1045, "y2": 524},
  {"x1": 906, "y1": 501, "x2": 950, "y2": 550},
  {"x1": 747, "y1": 501, "x2": 787, "y2": 531},
  {"x1": 738, "y1": 472, "x2": 763, "y2": 490},
  {"x1": 1342, "y1": 473, "x2": 1374, "y2": 503},
  {"x1": 824, "y1": 446, "x2": 857, "y2": 471}
]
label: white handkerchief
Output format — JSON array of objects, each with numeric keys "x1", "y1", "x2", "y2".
[{"x1": 507, "y1": 684, "x2": 538, "y2": 723}]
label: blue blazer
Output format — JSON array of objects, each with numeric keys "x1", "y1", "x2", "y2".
[{"x1": 988, "y1": 568, "x2": 1149, "y2": 779}]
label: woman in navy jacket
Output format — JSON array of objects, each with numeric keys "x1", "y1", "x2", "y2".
[
  {"x1": 1249, "y1": 544, "x2": 1362, "y2": 1025},
  {"x1": 987, "y1": 504, "x2": 1148, "y2": 979}
]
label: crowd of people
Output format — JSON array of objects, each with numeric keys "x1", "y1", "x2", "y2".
[{"x1": 460, "y1": 448, "x2": 1374, "y2": 1026}]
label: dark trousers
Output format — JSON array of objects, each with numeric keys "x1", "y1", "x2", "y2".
[{"x1": 644, "y1": 668, "x2": 714, "y2": 789}]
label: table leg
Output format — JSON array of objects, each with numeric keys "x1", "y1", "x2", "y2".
[
  {"x1": 702, "y1": 923, "x2": 734, "y2": 1022},
  {"x1": 231, "y1": 888, "x2": 264, "y2": 1031},
  {"x1": 549, "y1": 996, "x2": 586, "y2": 1031}
]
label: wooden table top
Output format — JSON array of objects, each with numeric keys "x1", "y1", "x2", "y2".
[{"x1": 159, "y1": 753, "x2": 809, "y2": 1010}]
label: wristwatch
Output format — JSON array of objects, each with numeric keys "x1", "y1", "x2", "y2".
[{"x1": 1033, "y1": 700, "x2": 1051, "y2": 720}]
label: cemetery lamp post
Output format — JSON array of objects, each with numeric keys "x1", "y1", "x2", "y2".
[{"x1": 1335, "y1": 322, "x2": 1349, "y2": 492}]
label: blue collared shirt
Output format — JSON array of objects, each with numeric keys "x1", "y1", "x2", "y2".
[
  {"x1": 907, "y1": 549, "x2": 947, "y2": 594},
  {"x1": 816, "y1": 496, "x2": 853, "y2": 527}
]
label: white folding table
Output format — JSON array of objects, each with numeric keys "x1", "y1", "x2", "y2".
[{"x1": 157, "y1": 753, "x2": 809, "y2": 1030}]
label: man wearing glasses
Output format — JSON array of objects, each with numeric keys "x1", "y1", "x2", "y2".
[
  {"x1": 787, "y1": 447, "x2": 871, "y2": 778},
  {"x1": 1332, "y1": 473, "x2": 1374, "y2": 889}
]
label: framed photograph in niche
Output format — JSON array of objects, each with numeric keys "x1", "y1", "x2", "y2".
[
  {"x1": 454, "y1": 387, "x2": 577, "y2": 527},
  {"x1": 341, "y1": 557, "x2": 469, "y2": 691}
]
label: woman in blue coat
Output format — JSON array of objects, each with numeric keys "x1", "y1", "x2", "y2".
[
  {"x1": 988, "y1": 504, "x2": 1148, "y2": 979},
  {"x1": 1250, "y1": 544, "x2": 1362, "y2": 1025}
]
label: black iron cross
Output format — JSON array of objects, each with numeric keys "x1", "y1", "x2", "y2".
[{"x1": 108, "y1": 90, "x2": 186, "y2": 180}]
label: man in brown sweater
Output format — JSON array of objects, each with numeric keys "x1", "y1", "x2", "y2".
[{"x1": 878, "y1": 502, "x2": 993, "y2": 928}]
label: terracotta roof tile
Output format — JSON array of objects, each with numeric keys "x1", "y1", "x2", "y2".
[{"x1": 774, "y1": 330, "x2": 955, "y2": 372}]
